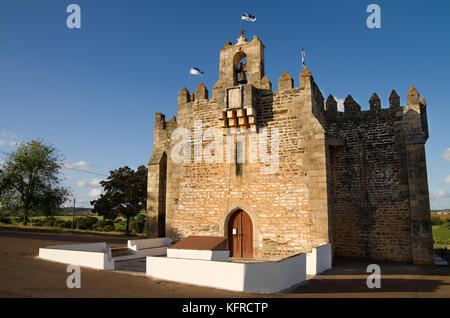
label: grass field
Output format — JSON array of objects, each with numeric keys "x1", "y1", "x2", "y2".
[
  {"x1": 0, "y1": 215, "x2": 144, "y2": 236},
  {"x1": 0, "y1": 223, "x2": 145, "y2": 237},
  {"x1": 28, "y1": 215, "x2": 127, "y2": 221},
  {"x1": 433, "y1": 224, "x2": 450, "y2": 249}
]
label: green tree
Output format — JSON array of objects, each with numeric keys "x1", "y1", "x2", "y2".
[
  {"x1": 0, "y1": 140, "x2": 70, "y2": 224},
  {"x1": 91, "y1": 165, "x2": 147, "y2": 234},
  {"x1": 91, "y1": 192, "x2": 119, "y2": 221}
]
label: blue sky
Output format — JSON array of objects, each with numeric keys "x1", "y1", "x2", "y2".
[{"x1": 0, "y1": 0, "x2": 449, "y2": 208}]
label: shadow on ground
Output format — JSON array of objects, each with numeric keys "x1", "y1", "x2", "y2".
[{"x1": 288, "y1": 257, "x2": 450, "y2": 295}]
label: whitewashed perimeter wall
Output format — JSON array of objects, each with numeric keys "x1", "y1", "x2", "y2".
[
  {"x1": 306, "y1": 243, "x2": 332, "y2": 275},
  {"x1": 128, "y1": 237, "x2": 172, "y2": 251},
  {"x1": 146, "y1": 253, "x2": 306, "y2": 293},
  {"x1": 114, "y1": 238, "x2": 172, "y2": 261},
  {"x1": 166, "y1": 249, "x2": 230, "y2": 261},
  {"x1": 38, "y1": 242, "x2": 114, "y2": 270}
]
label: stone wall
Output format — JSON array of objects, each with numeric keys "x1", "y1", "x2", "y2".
[{"x1": 325, "y1": 88, "x2": 434, "y2": 265}]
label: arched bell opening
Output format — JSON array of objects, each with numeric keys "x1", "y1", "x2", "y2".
[{"x1": 233, "y1": 51, "x2": 248, "y2": 86}]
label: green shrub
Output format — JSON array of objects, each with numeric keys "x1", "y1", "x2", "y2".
[
  {"x1": 14, "y1": 216, "x2": 24, "y2": 224},
  {"x1": 431, "y1": 216, "x2": 444, "y2": 226},
  {"x1": 98, "y1": 219, "x2": 114, "y2": 228},
  {"x1": 103, "y1": 225, "x2": 114, "y2": 232},
  {"x1": 75, "y1": 216, "x2": 98, "y2": 230},
  {"x1": 0, "y1": 217, "x2": 11, "y2": 224},
  {"x1": 40, "y1": 218, "x2": 56, "y2": 227},
  {"x1": 114, "y1": 223, "x2": 126, "y2": 232},
  {"x1": 131, "y1": 214, "x2": 147, "y2": 233},
  {"x1": 54, "y1": 219, "x2": 65, "y2": 228},
  {"x1": 54, "y1": 220, "x2": 72, "y2": 229},
  {"x1": 31, "y1": 218, "x2": 42, "y2": 226},
  {"x1": 30, "y1": 218, "x2": 66, "y2": 228}
]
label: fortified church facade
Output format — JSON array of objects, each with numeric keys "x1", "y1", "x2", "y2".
[{"x1": 147, "y1": 35, "x2": 434, "y2": 265}]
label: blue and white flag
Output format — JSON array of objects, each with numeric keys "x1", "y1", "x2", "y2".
[
  {"x1": 241, "y1": 13, "x2": 256, "y2": 22},
  {"x1": 190, "y1": 67, "x2": 204, "y2": 76},
  {"x1": 302, "y1": 48, "x2": 306, "y2": 67}
]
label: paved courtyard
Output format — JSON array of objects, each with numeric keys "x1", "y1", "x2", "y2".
[
  {"x1": 115, "y1": 258, "x2": 147, "y2": 273},
  {"x1": 0, "y1": 230, "x2": 449, "y2": 298}
]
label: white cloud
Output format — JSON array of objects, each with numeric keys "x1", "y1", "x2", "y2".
[
  {"x1": 74, "y1": 188, "x2": 102, "y2": 206},
  {"x1": 0, "y1": 161, "x2": 4, "y2": 168},
  {"x1": 88, "y1": 188, "x2": 102, "y2": 198},
  {"x1": 75, "y1": 198, "x2": 93, "y2": 207},
  {"x1": 77, "y1": 178, "x2": 101, "y2": 188},
  {"x1": 444, "y1": 176, "x2": 450, "y2": 184},
  {"x1": 431, "y1": 190, "x2": 450, "y2": 199},
  {"x1": 0, "y1": 132, "x2": 19, "y2": 147},
  {"x1": 430, "y1": 190, "x2": 450, "y2": 210},
  {"x1": 67, "y1": 186, "x2": 103, "y2": 208},
  {"x1": 334, "y1": 97, "x2": 345, "y2": 112},
  {"x1": 443, "y1": 148, "x2": 450, "y2": 161},
  {"x1": 63, "y1": 160, "x2": 92, "y2": 171}
]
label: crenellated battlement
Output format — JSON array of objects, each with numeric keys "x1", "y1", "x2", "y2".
[
  {"x1": 154, "y1": 112, "x2": 177, "y2": 131},
  {"x1": 177, "y1": 83, "x2": 211, "y2": 106},
  {"x1": 324, "y1": 86, "x2": 428, "y2": 124},
  {"x1": 324, "y1": 87, "x2": 429, "y2": 144}
]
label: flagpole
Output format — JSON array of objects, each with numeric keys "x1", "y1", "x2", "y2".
[
  {"x1": 188, "y1": 67, "x2": 191, "y2": 92},
  {"x1": 240, "y1": 17, "x2": 242, "y2": 35}
]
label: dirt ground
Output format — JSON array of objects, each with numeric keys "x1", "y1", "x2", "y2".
[{"x1": 0, "y1": 230, "x2": 449, "y2": 298}]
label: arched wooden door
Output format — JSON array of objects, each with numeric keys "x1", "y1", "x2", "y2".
[{"x1": 228, "y1": 210, "x2": 253, "y2": 258}]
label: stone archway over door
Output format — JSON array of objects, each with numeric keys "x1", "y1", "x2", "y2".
[{"x1": 228, "y1": 210, "x2": 253, "y2": 258}]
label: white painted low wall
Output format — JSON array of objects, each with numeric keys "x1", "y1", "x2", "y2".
[
  {"x1": 244, "y1": 255, "x2": 307, "y2": 293},
  {"x1": 113, "y1": 246, "x2": 169, "y2": 261},
  {"x1": 128, "y1": 237, "x2": 172, "y2": 251},
  {"x1": 146, "y1": 253, "x2": 306, "y2": 293},
  {"x1": 167, "y1": 249, "x2": 229, "y2": 261},
  {"x1": 39, "y1": 243, "x2": 114, "y2": 270},
  {"x1": 45, "y1": 242, "x2": 107, "y2": 252},
  {"x1": 306, "y1": 243, "x2": 332, "y2": 275},
  {"x1": 39, "y1": 239, "x2": 173, "y2": 268},
  {"x1": 114, "y1": 238, "x2": 172, "y2": 261}
]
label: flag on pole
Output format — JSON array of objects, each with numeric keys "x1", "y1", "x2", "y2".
[
  {"x1": 241, "y1": 13, "x2": 256, "y2": 22},
  {"x1": 302, "y1": 49, "x2": 306, "y2": 68},
  {"x1": 190, "y1": 67, "x2": 204, "y2": 76}
]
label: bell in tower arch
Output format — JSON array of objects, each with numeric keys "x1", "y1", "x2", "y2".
[{"x1": 236, "y1": 61, "x2": 248, "y2": 85}]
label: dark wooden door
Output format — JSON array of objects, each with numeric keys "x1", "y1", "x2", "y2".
[{"x1": 228, "y1": 210, "x2": 253, "y2": 258}]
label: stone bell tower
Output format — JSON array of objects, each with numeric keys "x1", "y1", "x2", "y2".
[
  {"x1": 212, "y1": 35, "x2": 271, "y2": 96},
  {"x1": 212, "y1": 35, "x2": 272, "y2": 134}
]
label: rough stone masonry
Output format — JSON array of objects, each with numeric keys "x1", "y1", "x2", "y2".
[{"x1": 146, "y1": 35, "x2": 434, "y2": 265}]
